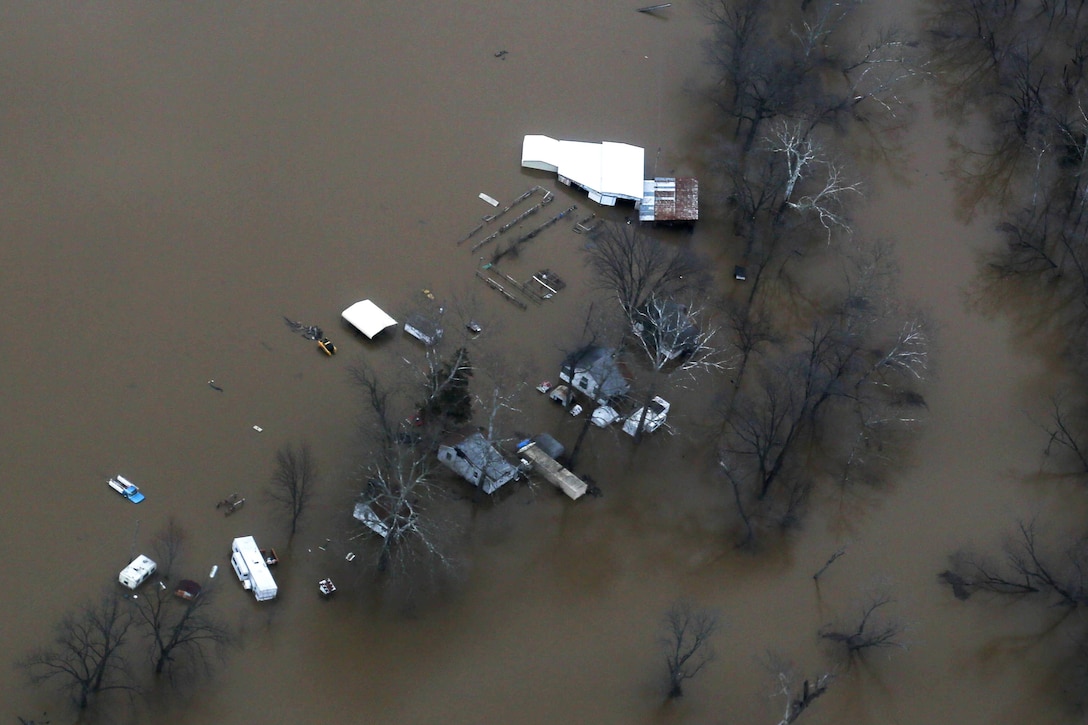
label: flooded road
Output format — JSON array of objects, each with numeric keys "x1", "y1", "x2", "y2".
[{"x1": 1, "y1": 2, "x2": 1081, "y2": 723}]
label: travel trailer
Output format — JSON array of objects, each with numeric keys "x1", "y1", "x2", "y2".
[
  {"x1": 119, "y1": 554, "x2": 157, "y2": 589},
  {"x1": 230, "y1": 536, "x2": 278, "y2": 601}
]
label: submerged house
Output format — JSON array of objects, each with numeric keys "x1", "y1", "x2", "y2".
[
  {"x1": 632, "y1": 299, "x2": 701, "y2": 361},
  {"x1": 353, "y1": 478, "x2": 414, "y2": 539},
  {"x1": 521, "y1": 135, "x2": 697, "y2": 222},
  {"x1": 353, "y1": 500, "x2": 392, "y2": 538},
  {"x1": 559, "y1": 346, "x2": 631, "y2": 406},
  {"x1": 437, "y1": 430, "x2": 520, "y2": 494},
  {"x1": 404, "y1": 312, "x2": 443, "y2": 347}
]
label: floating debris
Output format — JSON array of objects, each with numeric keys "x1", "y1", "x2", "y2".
[
  {"x1": 217, "y1": 493, "x2": 246, "y2": 516},
  {"x1": 284, "y1": 316, "x2": 322, "y2": 341},
  {"x1": 637, "y1": 3, "x2": 672, "y2": 13},
  {"x1": 479, "y1": 192, "x2": 500, "y2": 207},
  {"x1": 208, "y1": 379, "x2": 224, "y2": 392}
]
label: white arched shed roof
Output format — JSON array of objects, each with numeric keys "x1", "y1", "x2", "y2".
[{"x1": 342, "y1": 299, "x2": 397, "y2": 339}]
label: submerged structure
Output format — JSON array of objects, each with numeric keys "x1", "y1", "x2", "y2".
[
  {"x1": 521, "y1": 135, "x2": 697, "y2": 222},
  {"x1": 342, "y1": 299, "x2": 398, "y2": 339}
]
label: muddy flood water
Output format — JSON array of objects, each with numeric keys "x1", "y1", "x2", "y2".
[{"x1": 2, "y1": 2, "x2": 1083, "y2": 724}]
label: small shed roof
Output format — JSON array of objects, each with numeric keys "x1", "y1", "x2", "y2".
[{"x1": 342, "y1": 300, "x2": 398, "y2": 339}]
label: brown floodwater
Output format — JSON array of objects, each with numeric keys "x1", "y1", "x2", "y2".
[{"x1": 2, "y1": 2, "x2": 1082, "y2": 723}]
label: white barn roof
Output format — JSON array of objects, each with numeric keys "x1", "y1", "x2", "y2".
[
  {"x1": 342, "y1": 299, "x2": 397, "y2": 339},
  {"x1": 522, "y1": 135, "x2": 645, "y2": 206}
]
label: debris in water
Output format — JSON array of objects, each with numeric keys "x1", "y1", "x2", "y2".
[
  {"x1": 494, "y1": 49, "x2": 508, "y2": 59},
  {"x1": 253, "y1": 425, "x2": 263, "y2": 433},
  {"x1": 208, "y1": 380, "x2": 224, "y2": 392},
  {"x1": 284, "y1": 316, "x2": 322, "y2": 341}
]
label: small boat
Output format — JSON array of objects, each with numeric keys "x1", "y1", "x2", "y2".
[
  {"x1": 174, "y1": 579, "x2": 203, "y2": 601},
  {"x1": 317, "y1": 337, "x2": 337, "y2": 356},
  {"x1": 108, "y1": 475, "x2": 145, "y2": 503}
]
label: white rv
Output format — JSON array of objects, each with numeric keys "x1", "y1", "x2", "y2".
[
  {"x1": 230, "y1": 536, "x2": 278, "y2": 601},
  {"x1": 119, "y1": 554, "x2": 157, "y2": 589}
]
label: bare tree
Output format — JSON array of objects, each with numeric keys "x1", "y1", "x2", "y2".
[
  {"x1": 20, "y1": 592, "x2": 136, "y2": 710},
  {"x1": 940, "y1": 520, "x2": 1088, "y2": 607},
  {"x1": 1040, "y1": 392, "x2": 1088, "y2": 477},
  {"x1": 819, "y1": 590, "x2": 907, "y2": 658},
  {"x1": 268, "y1": 442, "x2": 318, "y2": 540},
  {"x1": 765, "y1": 652, "x2": 835, "y2": 725},
  {"x1": 417, "y1": 346, "x2": 474, "y2": 428},
  {"x1": 148, "y1": 516, "x2": 186, "y2": 580},
  {"x1": 584, "y1": 222, "x2": 706, "y2": 319},
  {"x1": 131, "y1": 583, "x2": 232, "y2": 679},
  {"x1": 349, "y1": 362, "x2": 458, "y2": 583},
  {"x1": 767, "y1": 121, "x2": 862, "y2": 239},
  {"x1": 625, "y1": 294, "x2": 730, "y2": 441},
  {"x1": 660, "y1": 598, "x2": 720, "y2": 699},
  {"x1": 126, "y1": 520, "x2": 233, "y2": 680}
]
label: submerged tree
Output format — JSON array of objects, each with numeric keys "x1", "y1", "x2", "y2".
[
  {"x1": 20, "y1": 592, "x2": 136, "y2": 710},
  {"x1": 349, "y1": 362, "x2": 459, "y2": 583},
  {"x1": 584, "y1": 222, "x2": 706, "y2": 319},
  {"x1": 940, "y1": 520, "x2": 1088, "y2": 607},
  {"x1": 418, "y1": 346, "x2": 474, "y2": 428},
  {"x1": 766, "y1": 652, "x2": 835, "y2": 725},
  {"x1": 130, "y1": 519, "x2": 232, "y2": 679},
  {"x1": 268, "y1": 442, "x2": 318, "y2": 540},
  {"x1": 819, "y1": 589, "x2": 907, "y2": 659},
  {"x1": 131, "y1": 584, "x2": 232, "y2": 679},
  {"x1": 659, "y1": 598, "x2": 720, "y2": 699}
]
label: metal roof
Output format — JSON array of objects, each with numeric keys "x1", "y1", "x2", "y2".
[
  {"x1": 522, "y1": 135, "x2": 645, "y2": 205},
  {"x1": 640, "y1": 177, "x2": 699, "y2": 222},
  {"x1": 342, "y1": 299, "x2": 398, "y2": 339}
]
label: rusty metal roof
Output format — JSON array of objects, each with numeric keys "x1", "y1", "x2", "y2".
[{"x1": 641, "y1": 177, "x2": 698, "y2": 222}]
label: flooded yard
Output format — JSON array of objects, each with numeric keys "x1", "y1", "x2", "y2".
[{"x1": 1, "y1": 2, "x2": 1082, "y2": 723}]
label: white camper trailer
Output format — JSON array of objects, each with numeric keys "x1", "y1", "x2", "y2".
[
  {"x1": 119, "y1": 554, "x2": 157, "y2": 589},
  {"x1": 230, "y1": 536, "x2": 278, "y2": 601}
]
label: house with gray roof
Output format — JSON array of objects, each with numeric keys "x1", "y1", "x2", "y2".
[
  {"x1": 559, "y1": 346, "x2": 631, "y2": 406},
  {"x1": 437, "y1": 430, "x2": 520, "y2": 494}
]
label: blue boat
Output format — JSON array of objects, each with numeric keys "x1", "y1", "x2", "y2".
[{"x1": 108, "y1": 475, "x2": 145, "y2": 503}]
